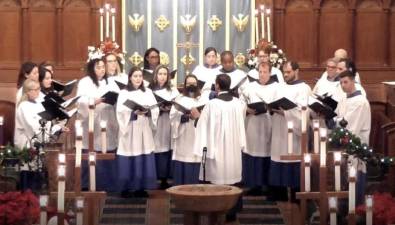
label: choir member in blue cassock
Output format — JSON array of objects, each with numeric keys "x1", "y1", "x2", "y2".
[
  {"x1": 15, "y1": 79, "x2": 67, "y2": 190},
  {"x1": 170, "y1": 74, "x2": 207, "y2": 185},
  {"x1": 149, "y1": 65, "x2": 179, "y2": 189},
  {"x1": 116, "y1": 67, "x2": 159, "y2": 198},
  {"x1": 240, "y1": 62, "x2": 279, "y2": 195},
  {"x1": 76, "y1": 57, "x2": 119, "y2": 192},
  {"x1": 269, "y1": 61, "x2": 311, "y2": 201}
]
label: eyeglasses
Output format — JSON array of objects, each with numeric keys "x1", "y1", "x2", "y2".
[
  {"x1": 107, "y1": 60, "x2": 118, "y2": 63},
  {"x1": 149, "y1": 55, "x2": 159, "y2": 59}
]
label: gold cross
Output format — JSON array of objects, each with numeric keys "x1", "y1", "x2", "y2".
[
  {"x1": 176, "y1": 33, "x2": 199, "y2": 75},
  {"x1": 128, "y1": 52, "x2": 143, "y2": 66},
  {"x1": 207, "y1": 15, "x2": 222, "y2": 31},
  {"x1": 155, "y1": 15, "x2": 170, "y2": 32}
]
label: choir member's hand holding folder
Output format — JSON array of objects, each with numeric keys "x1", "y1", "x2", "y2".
[
  {"x1": 101, "y1": 91, "x2": 119, "y2": 105},
  {"x1": 39, "y1": 97, "x2": 77, "y2": 121},
  {"x1": 268, "y1": 97, "x2": 298, "y2": 111},
  {"x1": 247, "y1": 101, "x2": 267, "y2": 115},
  {"x1": 308, "y1": 96, "x2": 337, "y2": 120},
  {"x1": 172, "y1": 101, "x2": 205, "y2": 115},
  {"x1": 314, "y1": 93, "x2": 338, "y2": 111},
  {"x1": 52, "y1": 79, "x2": 77, "y2": 97},
  {"x1": 123, "y1": 99, "x2": 158, "y2": 114}
]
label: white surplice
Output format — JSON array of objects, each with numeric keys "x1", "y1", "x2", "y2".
[
  {"x1": 116, "y1": 88, "x2": 159, "y2": 156},
  {"x1": 247, "y1": 67, "x2": 285, "y2": 84},
  {"x1": 194, "y1": 92, "x2": 246, "y2": 184},
  {"x1": 241, "y1": 81, "x2": 279, "y2": 157},
  {"x1": 152, "y1": 87, "x2": 180, "y2": 153},
  {"x1": 270, "y1": 80, "x2": 312, "y2": 163},
  {"x1": 76, "y1": 76, "x2": 118, "y2": 151},
  {"x1": 170, "y1": 95, "x2": 206, "y2": 163},
  {"x1": 335, "y1": 91, "x2": 371, "y2": 145}
]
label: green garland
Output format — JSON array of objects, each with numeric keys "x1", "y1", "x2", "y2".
[
  {"x1": 0, "y1": 144, "x2": 36, "y2": 166},
  {"x1": 328, "y1": 127, "x2": 395, "y2": 167}
]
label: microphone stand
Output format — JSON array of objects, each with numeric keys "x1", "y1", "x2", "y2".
[{"x1": 202, "y1": 147, "x2": 207, "y2": 183}]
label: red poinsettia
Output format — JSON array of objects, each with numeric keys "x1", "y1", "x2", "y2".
[
  {"x1": 0, "y1": 190, "x2": 40, "y2": 225},
  {"x1": 356, "y1": 192, "x2": 395, "y2": 225}
]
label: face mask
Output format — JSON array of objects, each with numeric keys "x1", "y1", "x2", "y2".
[{"x1": 186, "y1": 85, "x2": 198, "y2": 93}]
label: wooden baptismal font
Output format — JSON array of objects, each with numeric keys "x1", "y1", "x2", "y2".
[{"x1": 167, "y1": 184, "x2": 242, "y2": 225}]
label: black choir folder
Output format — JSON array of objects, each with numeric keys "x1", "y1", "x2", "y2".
[
  {"x1": 39, "y1": 98, "x2": 77, "y2": 121},
  {"x1": 123, "y1": 99, "x2": 157, "y2": 111},
  {"x1": 101, "y1": 91, "x2": 119, "y2": 105},
  {"x1": 115, "y1": 80, "x2": 127, "y2": 90},
  {"x1": 268, "y1": 97, "x2": 297, "y2": 111},
  {"x1": 52, "y1": 79, "x2": 77, "y2": 97},
  {"x1": 172, "y1": 101, "x2": 205, "y2": 114},
  {"x1": 308, "y1": 97, "x2": 337, "y2": 120},
  {"x1": 247, "y1": 102, "x2": 267, "y2": 115},
  {"x1": 197, "y1": 80, "x2": 206, "y2": 90},
  {"x1": 314, "y1": 93, "x2": 338, "y2": 111},
  {"x1": 153, "y1": 93, "x2": 173, "y2": 107}
]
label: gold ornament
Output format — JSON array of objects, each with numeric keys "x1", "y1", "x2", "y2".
[
  {"x1": 155, "y1": 15, "x2": 170, "y2": 32},
  {"x1": 234, "y1": 53, "x2": 246, "y2": 68},
  {"x1": 128, "y1": 52, "x2": 143, "y2": 67},
  {"x1": 180, "y1": 14, "x2": 197, "y2": 34},
  {"x1": 232, "y1": 14, "x2": 249, "y2": 32},
  {"x1": 180, "y1": 54, "x2": 196, "y2": 66},
  {"x1": 207, "y1": 15, "x2": 222, "y2": 31},
  {"x1": 128, "y1": 13, "x2": 144, "y2": 32},
  {"x1": 159, "y1": 52, "x2": 170, "y2": 66}
]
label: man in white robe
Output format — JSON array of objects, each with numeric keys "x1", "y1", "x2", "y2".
[
  {"x1": 319, "y1": 49, "x2": 361, "y2": 83},
  {"x1": 241, "y1": 62, "x2": 279, "y2": 195},
  {"x1": 194, "y1": 73, "x2": 246, "y2": 222},
  {"x1": 247, "y1": 47, "x2": 284, "y2": 84},
  {"x1": 269, "y1": 61, "x2": 311, "y2": 201}
]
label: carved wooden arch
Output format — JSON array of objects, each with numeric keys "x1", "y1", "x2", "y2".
[
  {"x1": 0, "y1": 0, "x2": 21, "y2": 8},
  {"x1": 284, "y1": 0, "x2": 315, "y2": 10},
  {"x1": 355, "y1": 0, "x2": 383, "y2": 10},
  {"x1": 30, "y1": 0, "x2": 55, "y2": 8},
  {"x1": 320, "y1": 0, "x2": 349, "y2": 9},
  {"x1": 63, "y1": 0, "x2": 90, "y2": 9}
]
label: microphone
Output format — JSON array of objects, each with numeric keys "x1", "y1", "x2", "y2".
[{"x1": 39, "y1": 118, "x2": 47, "y2": 127}]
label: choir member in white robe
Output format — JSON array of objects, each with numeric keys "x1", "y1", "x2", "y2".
[
  {"x1": 170, "y1": 75, "x2": 206, "y2": 185},
  {"x1": 194, "y1": 74, "x2": 246, "y2": 221},
  {"x1": 269, "y1": 61, "x2": 311, "y2": 201},
  {"x1": 192, "y1": 47, "x2": 221, "y2": 96},
  {"x1": 241, "y1": 62, "x2": 279, "y2": 195},
  {"x1": 76, "y1": 58, "x2": 119, "y2": 192},
  {"x1": 105, "y1": 53, "x2": 129, "y2": 92},
  {"x1": 16, "y1": 62, "x2": 39, "y2": 104},
  {"x1": 116, "y1": 66, "x2": 159, "y2": 198},
  {"x1": 143, "y1": 48, "x2": 160, "y2": 84},
  {"x1": 214, "y1": 51, "x2": 247, "y2": 98},
  {"x1": 148, "y1": 65, "x2": 179, "y2": 189},
  {"x1": 194, "y1": 74, "x2": 246, "y2": 184},
  {"x1": 14, "y1": 80, "x2": 67, "y2": 190},
  {"x1": 335, "y1": 70, "x2": 371, "y2": 205},
  {"x1": 247, "y1": 47, "x2": 284, "y2": 84},
  {"x1": 38, "y1": 66, "x2": 54, "y2": 96}
]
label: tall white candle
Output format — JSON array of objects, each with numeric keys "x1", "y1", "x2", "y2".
[
  {"x1": 260, "y1": 5, "x2": 265, "y2": 40},
  {"x1": 75, "y1": 125, "x2": 83, "y2": 167},
  {"x1": 329, "y1": 197, "x2": 337, "y2": 225},
  {"x1": 0, "y1": 116, "x2": 3, "y2": 125},
  {"x1": 266, "y1": 9, "x2": 271, "y2": 42},
  {"x1": 57, "y1": 165, "x2": 66, "y2": 212},
  {"x1": 255, "y1": 10, "x2": 259, "y2": 44},
  {"x1": 287, "y1": 121, "x2": 294, "y2": 154},
  {"x1": 225, "y1": 0, "x2": 230, "y2": 50},
  {"x1": 75, "y1": 197, "x2": 84, "y2": 225},
  {"x1": 105, "y1": 4, "x2": 110, "y2": 38},
  {"x1": 88, "y1": 98, "x2": 94, "y2": 133},
  {"x1": 301, "y1": 106, "x2": 307, "y2": 133},
  {"x1": 366, "y1": 195, "x2": 373, "y2": 225},
  {"x1": 250, "y1": 0, "x2": 255, "y2": 48},
  {"x1": 304, "y1": 154, "x2": 311, "y2": 192},
  {"x1": 349, "y1": 166, "x2": 357, "y2": 213},
  {"x1": 99, "y1": 8, "x2": 104, "y2": 42},
  {"x1": 39, "y1": 195, "x2": 48, "y2": 225},
  {"x1": 100, "y1": 121, "x2": 107, "y2": 154},
  {"x1": 111, "y1": 8, "x2": 116, "y2": 42},
  {"x1": 320, "y1": 128, "x2": 327, "y2": 167},
  {"x1": 313, "y1": 119, "x2": 320, "y2": 153},
  {"x1": 89, "y1": 152, "x2": 96, "y2": 191},
  {"x1": 334, "y1": 151, "x2": 342, "y2": 191}
]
